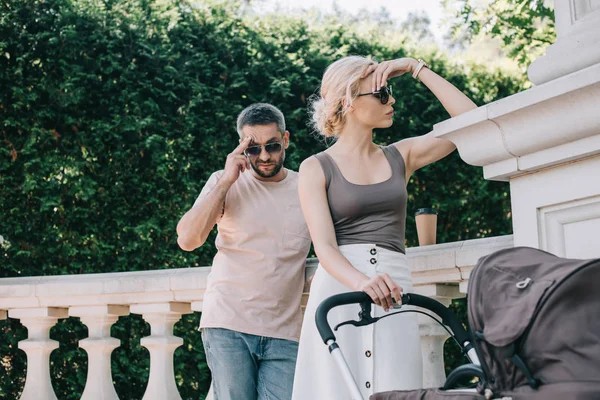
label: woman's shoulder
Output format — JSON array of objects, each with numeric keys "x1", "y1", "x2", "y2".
[
  {"x1": 311, "y1": 149, "x2": 333, "y2": 160},
  {"x1": 300, "y1": 154, "x2": 323, "y2": 173},
  {"x1": 299, "y1": 154, "x2": 328, "y2": 183},
  {"x1": 384, "y1": 142, "x2": 403, "y2": 153},
  {"x1": 302, "y1": 150, "x2": 335, "y2": 167},
  {"x1": 389, "y1": 139, "x2": 412, "y2": 160},
  {"x1": 382, "y1": 143, "x2": 407, "y2": 172}
]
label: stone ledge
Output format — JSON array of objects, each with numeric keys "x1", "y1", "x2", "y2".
[
  {"x1": 433, "y1": 63, "x2": 600, "y2": 181},
  {"x1": 0, "y1": 235, "x2": 513, "y2": 310}
]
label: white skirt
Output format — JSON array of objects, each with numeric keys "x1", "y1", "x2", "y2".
[{"x1": 292, "y1": 244, "x2": 423, "y2": 400}]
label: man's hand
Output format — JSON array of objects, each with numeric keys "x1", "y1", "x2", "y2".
[{"x1": 221, "y1": 136, "x2": 252, "y2": 186}]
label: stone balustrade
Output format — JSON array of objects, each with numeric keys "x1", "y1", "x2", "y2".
[{"x1": 0, "y1": 235, "x2": 513, "y2": 399}]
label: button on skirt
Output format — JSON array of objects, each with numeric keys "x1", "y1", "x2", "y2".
[{"x1": 292, "y1": 244, "x2": 423, "y2": 400}]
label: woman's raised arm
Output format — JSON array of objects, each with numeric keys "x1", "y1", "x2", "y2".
[
  {"x1": 397, "y1": 62, "x2": 478, "y2": 176},
  {"x1": 364, "y1": 58, "x2": 477, "y2": 178}
]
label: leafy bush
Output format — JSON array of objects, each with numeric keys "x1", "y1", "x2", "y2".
[{"x1": 0, "y1": 0, "x2": 526, "y2": 397}]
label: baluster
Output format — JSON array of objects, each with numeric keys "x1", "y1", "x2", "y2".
[
  {"x1": 131, "y1": 302, "x2": 191, "y2": 400},
  {"x1": 415, "y1": 284, "x2": 464, "y2": 388},
  {"x1": 9, "y1": 307, "x2": 68, "y2": 400},
  {"x1": 70, "y1": 305, "x2": 129, "y2": 400}
]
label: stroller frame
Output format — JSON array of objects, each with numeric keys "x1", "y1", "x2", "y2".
[{"x1": 315, "y1": 291, "x2": 481, "y2": 400}]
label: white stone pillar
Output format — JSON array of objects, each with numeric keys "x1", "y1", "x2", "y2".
[
  {"x1": 130, "y1": 302, "x2": 191, "y2": 400},
  {"x1": 9, "y1": 307, "x2": 68, "y2": 400},
  {"x1": 419, "y1": 320, "x2": 450, "y2": 388},
  {"x1": 510, "y1": 157, "x2": 600, "y2": 258},
  {"x1": 528, "y1": 0, "x2": 600, "y2": 84},
  {"x1": 433, "y1": 50, "x2": 600, "y2": 259},
  {"x1": 69, "y1": 305, "x2": 129, "y2": 400},
  {"x1": 413, "y1": 284, "x2": 464, "y2": 388},
  {"x1": 205, "y1": 383, "x2": 214, "y2": 400}
]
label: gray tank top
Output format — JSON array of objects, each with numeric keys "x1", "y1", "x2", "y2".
[{"x1": 315, "y1": 145, "x2": 407, "y2": 254}]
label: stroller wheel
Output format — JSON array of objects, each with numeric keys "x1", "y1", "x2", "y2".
[{"x1": 443, "y1": 363, "x2": 485, "y2": 390}]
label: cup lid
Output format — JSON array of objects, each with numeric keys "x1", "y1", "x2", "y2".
[{"x1": 415, "y1": 208, "x2": 438, "y2": 216}]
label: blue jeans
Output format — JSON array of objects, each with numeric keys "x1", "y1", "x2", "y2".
[{"x1": 202, "y1": 328, "x2": 299, "y2": 400}]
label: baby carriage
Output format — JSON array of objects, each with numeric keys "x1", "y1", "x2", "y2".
[{"x1": 315, "y1": 247, "x2": 600, "y2": 399}]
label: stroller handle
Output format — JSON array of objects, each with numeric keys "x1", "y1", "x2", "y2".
[{"x1": 315, "y1": 291, "x2": 471, "y2": 347}]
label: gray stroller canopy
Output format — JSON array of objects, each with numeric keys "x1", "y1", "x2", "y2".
[{"x1": 372, "y1": 247, "x2": 600, "y2": 400}]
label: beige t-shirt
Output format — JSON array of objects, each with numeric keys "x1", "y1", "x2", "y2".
[{"x1": 196, "y1": 169, "x2": 311, "y2": 341}]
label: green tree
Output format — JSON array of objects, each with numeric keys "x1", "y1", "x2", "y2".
[
  {"x1": 400, "y1": 11, "x2": 435, "y2": 42},
  {"x1": 444, "y1": 0, "x2": 555, "y2": 66}
]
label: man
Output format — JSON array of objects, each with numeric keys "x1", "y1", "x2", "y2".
[{"x1": 176, "y1": 103, "x2": 311, "y2": 400}]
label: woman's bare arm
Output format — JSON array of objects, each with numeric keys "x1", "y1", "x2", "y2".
[
  {"x1": 396, "y1": 63, "x2": 477, "y2": 177},
  {"x1": 299, "y1": 156, "x2": 402, "y2": 310},
  {"x1": 363, "y1": 57, "x2": 477, "y2": 178}
]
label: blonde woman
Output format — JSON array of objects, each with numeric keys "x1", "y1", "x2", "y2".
[{"x1": 291, "y1": 56, "x2": 477, "y2": 399}]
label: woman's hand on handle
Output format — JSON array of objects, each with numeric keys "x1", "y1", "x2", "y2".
[{"x1": 358, "y1": 273, "x2": 403, "y2": 312}]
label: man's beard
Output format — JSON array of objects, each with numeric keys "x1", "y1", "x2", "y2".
[{"x1": 251, "y1": 155, "x2": 285, "y2": 178}]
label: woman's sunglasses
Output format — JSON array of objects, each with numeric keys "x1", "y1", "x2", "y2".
[
  {"x1": 243, "y1": 141, "x2": 284, "y2": 157},
  {"x1": 357, "y1": 85, "x2": 393, "y2": 104}
]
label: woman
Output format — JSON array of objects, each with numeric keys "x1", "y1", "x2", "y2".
[{"x1": 291, "y1": 56, "x2": 477, "y2": 399}]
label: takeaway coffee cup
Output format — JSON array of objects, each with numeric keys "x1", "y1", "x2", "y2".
[{"x1": 415, "y1": 208, "x2": 438, "y2": 246}]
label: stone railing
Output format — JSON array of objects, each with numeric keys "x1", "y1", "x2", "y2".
[{"x1": 0, "y1": 235, "x2": 513, "y2": 399}]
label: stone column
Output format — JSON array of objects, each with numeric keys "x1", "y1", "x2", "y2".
[
  {"x1": 70, "y1": 305, "x2": 129, "y2": 400},
  {"x1": 432, "y1": 0, "x2": 600, "y2": 259},
  {"x1": 131, "y1": 302, "x2": 191, "y2": 400},
  {"x1": 414, "y1": 284, "x2": 464, "y2": 388},
  {"x1": 205, "y1": 384, "x2": 214, "y2": 400},
  {"x1": 9, "y1": 307, "x2": 68, "y2": 400}
]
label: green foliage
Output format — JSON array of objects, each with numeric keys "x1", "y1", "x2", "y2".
[
  {"x1": 1, "y1": 0, "x2": 526, "y2": 397},
  {"x1": 444, "y1": 0, "x2": 555, "y2": 66}
]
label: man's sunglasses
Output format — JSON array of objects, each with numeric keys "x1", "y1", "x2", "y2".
[
  {"x1": 357, "y1": 85, "x2": 393, "y2": 104},
  {"x1": 243, "y1": 141, "x2": 284, "y2": 157}
]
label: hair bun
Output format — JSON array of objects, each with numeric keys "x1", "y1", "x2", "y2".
[
  {"x1": 308, "y1": 56, "x2": 376, "y2": 138},
  {"x1": 309, "y1": 95, "x2": 344, "y2": 137}
]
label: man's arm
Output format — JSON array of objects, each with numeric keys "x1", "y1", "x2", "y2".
[
  {"x1": 176, "y1": 136, "x2": 252, "y2": 251},
  {"x1": 176, "y1": 174, "x2": 230, "y2": 251}
]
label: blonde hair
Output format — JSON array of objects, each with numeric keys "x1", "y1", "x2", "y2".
[{"x1": 310, "y1": 56, "x2": 376, "y2": 137}]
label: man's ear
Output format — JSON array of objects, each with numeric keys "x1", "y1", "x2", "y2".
[{"x1": 283, "y1": 131, "x2": 290, "y2": 149}]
